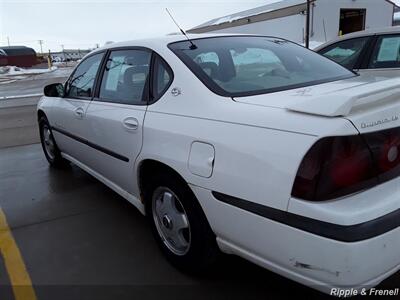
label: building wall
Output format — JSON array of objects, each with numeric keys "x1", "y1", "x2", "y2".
[
  {"x1": 211, "y1": 14, "x2": 306, "y2": 44},
  {"x1": 3, "y1": 56, "x2": 37, "y2": 67},
  {"x1": 312, "y1": 0, "x2": 394, "y2": 43},
  {"x1": 0, "y1": 55, "x2": 8, "y2": 66},
  {"x1": 51, "y1": 50, "x2": 91, "y2": 62},
  {"x1": 200, "y1": 0, "x2": 394, "y2": 45}
]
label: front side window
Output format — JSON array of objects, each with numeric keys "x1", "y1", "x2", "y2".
[
  {"x1": 369, "y1": 35, "x2": 400, "y2": 69},
  {"x1": 169, "y1": 36, "x2": 354, "y2": 97},
  {"x1": 99, "y1": 49, "x2": 151, "y2": 105},
  {"x1": 318, "y1": 37, "x2": 369, "y2": 69},
  {"x1": 65, "y1": 52, "x2": 104, "y2": 98}
]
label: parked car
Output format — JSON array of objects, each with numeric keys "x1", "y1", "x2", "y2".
[
  {"x1": 38, "y1": 34, "x2": 400, "y2": 294},
  {"x1": 315, "y1": 26, "x2": 400, "y2": 77}
]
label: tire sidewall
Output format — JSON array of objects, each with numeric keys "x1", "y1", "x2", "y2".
[
  {"x1": 39, "y1": 116, "x2": 64, "y2": 166},
  {"x1": 146, "y1": 173, "x2": 217, "y2": 272}
]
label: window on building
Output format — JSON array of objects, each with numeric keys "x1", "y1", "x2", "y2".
[{"x1": 339, "y1": 9, "x2": 366, "y2": 36}]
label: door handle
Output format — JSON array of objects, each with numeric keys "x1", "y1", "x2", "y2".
[
  {"x1": 74, "y1": 107, "x2": 84, "y2": 119},
  {"x1": 123, "y1": 117, "x2": 139, "y2": 131}
]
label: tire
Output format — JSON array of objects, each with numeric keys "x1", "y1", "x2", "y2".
[
  {"x1": 39, "y1": 116, "x2": 68, "y2": 168},
  {"x1": 146, "y1": 172, "x2": 219, "y2": 273}
]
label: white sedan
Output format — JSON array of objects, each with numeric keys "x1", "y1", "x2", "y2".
[
  {"x1": 315, "y1": 26, "x2": 400, "y2": 78},
  {"x1": 37, "y1": 34, "x2": 400, "y2": 294}
]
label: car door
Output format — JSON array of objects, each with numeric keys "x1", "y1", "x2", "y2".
[
  {"x1": 360, "y1": 34, "x2": 400, "y2": 78},
  {"x1": 51, "y1": 52, "x2": 105, "y2": 161},
  {"x1": 317, "y1": 36, "x2": 371, "y2": 70},
  {"x1": 81, "y1": 48, "x2": 153, "y2": 194}
]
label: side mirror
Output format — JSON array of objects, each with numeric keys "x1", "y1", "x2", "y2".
[{"x1": 44, "y1": 83, "x2": 64, "y2": 97}]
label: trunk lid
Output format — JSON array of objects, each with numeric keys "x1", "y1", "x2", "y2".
[{"x1": 234, "y1": 75, "x2": 400, "y2": 133}]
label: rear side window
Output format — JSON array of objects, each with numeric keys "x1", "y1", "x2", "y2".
[
  {"x1": 169, "y1": 36, "x2": 354, "y2": 97},
  {"x1": 318, "y1": 37, "x2": 369, "y2": 69},
  {"x1": 98, "y1": 49, "x2": 151, "y2": 105},
  {"x1": 152, "y1": 55, "x2": 173, "y2": 100},
  {"x1": 65, "y1": 52, "x2": 104, "y2": 98},
  {"x1": 369, "y1": 35, "x2": 400, "y2": 69}
]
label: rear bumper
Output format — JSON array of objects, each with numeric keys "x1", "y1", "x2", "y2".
[
  {"x1": 212, "y1": 191, "x2": 400, "y2": 242},
  {"x1": 191, "y1": 185, "x2": 400, "y2": 294}
]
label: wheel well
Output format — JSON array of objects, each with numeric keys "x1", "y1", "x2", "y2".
[
  {"x1": 138, "y1": 159, "x2": 216, "y2": 238},
  {"x1": 37, "y1": 110, "x2": 46, "y2": 121},
  {"x1": 138, "y1": 159, "x2": 188, "y2": 203}
]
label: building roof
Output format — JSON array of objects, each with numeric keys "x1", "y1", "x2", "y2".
[
  {"x1": 0, "y1": 46, "x2": 36, "y2": 56},
  {"x1": 189, "y1": 0, "x2": 309, "y2": 33},
  {"x1": 189, "y1": 0, "x2": 399, "y2": 34}
]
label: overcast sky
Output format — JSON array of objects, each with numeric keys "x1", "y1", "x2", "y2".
[{"x1": 0, "y1": 0, "x2": 399, "y2": 52}]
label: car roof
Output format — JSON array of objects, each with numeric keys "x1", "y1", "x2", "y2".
[
  {"x1": 89, "y1": 33, "x2": 285, "y2": 54},
  {"x1": 314, "y1": 26, "x2": 400, "y2": 51}
]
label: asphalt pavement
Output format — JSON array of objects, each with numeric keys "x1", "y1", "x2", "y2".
[
  {"x1": 0, "y1": 67, "x2": 71, "y2": 149},
  {"x1": 0, "y1": 99, "x2": 39, "y2": 148},
  {"x1": 0, "y1": 68, "x2": 71, "y2": 98},
  {"x1": 0, "y1": 144, "x2": 328, "y2": 300}
]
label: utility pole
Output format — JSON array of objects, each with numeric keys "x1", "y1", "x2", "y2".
[
  {"x1": 38, "y1": 40, "x2": 44, "y2": 54},
  {"x1": 61, "y1": 44, "x2": 65, "y2": 63},
  {"x1": 305, "y1": 0, "x2": 311, "y2": 49},
  {"x1": 47, "y1": 49, "x2": 52, "y2": 70},
  {"x1": 7, "y1": 36, "x2": 10, "y2": 46}
]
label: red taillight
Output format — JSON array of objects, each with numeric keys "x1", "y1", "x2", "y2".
[
  {"x1": 329, "y1": 140, "x2": 370, "y2": 188},
  {"x1": 365, "y1": 127, "x2": 400, "y2": 183},
  {"x1": 376, "y1": 135, "x2": 400, "y2": 171},
  {"x1": 292, "y1": 127, "x2": 400, "y2": 201}
]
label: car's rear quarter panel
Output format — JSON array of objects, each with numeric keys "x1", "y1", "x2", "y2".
[{"x1": 138, "y1": 56, "x2": 359, "y2": 213}]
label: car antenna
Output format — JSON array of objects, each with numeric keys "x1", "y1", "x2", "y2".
[{"x1": 166, "y1": 8, "x2": 197, "y2": 50}]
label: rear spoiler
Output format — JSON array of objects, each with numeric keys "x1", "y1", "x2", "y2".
[{"x1": 286, "y1": 78, "x2": 400, "y2": 117}]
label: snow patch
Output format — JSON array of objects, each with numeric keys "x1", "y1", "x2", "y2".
[
  {"x1": 0, "y1": 66, "x2": 58, "y2": 77},
  {"x1": 211, "y1": 9, "x2": 274, "y2": 26}
]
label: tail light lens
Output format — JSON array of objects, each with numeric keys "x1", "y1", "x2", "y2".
[
  {"x1": 292, "y1": 127, "x2": 400, "y2": 201},
  {"x1": 364, "y1": 127, "x2": 400, "y2": 183}
]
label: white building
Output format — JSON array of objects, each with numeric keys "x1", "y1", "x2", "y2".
[
  {"x1": 189, "y1": 0, "x2": 398, "y2": 46},
  {"x1": 50, "y1": 49, "x2": 91, "y2": 62}
]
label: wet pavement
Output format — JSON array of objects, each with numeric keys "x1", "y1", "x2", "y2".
[
  {"x1": 0, "y1": 68, "x2": 72, "y2": 98},
  {"x1": 0, "y1": 144, "x2": 398, "y2": 300},
  {"x1": 0, "y1": 102, "x2": 39, "y2": 148},
  {"x1": 0, "y1": 144, "x2": 319, "y2": 299}
]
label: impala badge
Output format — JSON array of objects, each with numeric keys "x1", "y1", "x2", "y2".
[
  {"x1": 171, "y1": 87, "x2": 182, "y2": 97},
  {"x1": 361, "y1": 115, "x2": 399, "y2": 129}
]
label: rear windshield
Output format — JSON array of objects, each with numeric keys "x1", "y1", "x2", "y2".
[{"x1": 169, "y1": 36, "x2": 355, "y2": 97}]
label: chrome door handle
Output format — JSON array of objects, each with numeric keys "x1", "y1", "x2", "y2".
[
  {"x1": 123, "y1": 117, "x2": 139, "y2": 131},
  {"x1": 74, "y1": 107, "x2": 84, "y2": 119}
]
